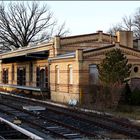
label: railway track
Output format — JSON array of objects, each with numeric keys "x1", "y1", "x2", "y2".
[
  {"x1": 0, "y1": 92, "x2": 140, "y2": 139},
  {"x1": 0, "y1": 103, "x2": 87, "y2": 139}
]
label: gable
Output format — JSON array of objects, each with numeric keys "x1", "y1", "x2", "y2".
[
  {"x1": 83, "y1": 44, "x2": 140, "y2": 63},
  {"x1": 83, "y1": 44, "x2": 115, "y2": 59}
]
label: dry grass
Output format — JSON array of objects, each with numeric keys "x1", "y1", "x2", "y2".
[
  {"x1": 80, "y1": 103, "x2": 140, "y2": 121},
  {"x1": 110, "y1": 105, "x2": 140, "y2": 120}
]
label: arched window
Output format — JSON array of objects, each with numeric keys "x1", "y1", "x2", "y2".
[
  {"x1": 17, "y1": 67, "x2": 26, "y2": 86},
  {"x1": 56, "y1": 65, "x2": 59, "y2": 84},
  {"x1": 36, "y1": 66, "x2": 48, "y2": 88},
  {"x1": 40, "y1": 68, "x2": 46, "y2": 88},
  {"x1": 68, "y1": 65, "x2": 73, "y2": 84},
  {"x1": 2, "y1": 68, "x2": 8, "y2": 84}
]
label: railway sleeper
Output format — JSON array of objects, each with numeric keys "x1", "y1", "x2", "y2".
[
  {"x1": 46, "y1": 126, "x2": 78, "y2": 135},
  {"x1": 54, "y1": 128, "x2": 72, "y2": 133},
  {"x1": 65, "y1": 134, "x2": 84, "y2": 139},
  {"x1": 20, "y1": 116, "x2": 84, "y2": 139},
  {"x1": 53, "y1": 128, "x2": 80, "y2": 136}
]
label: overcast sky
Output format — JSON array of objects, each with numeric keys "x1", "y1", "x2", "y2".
[
  {"x1": 3, "y1": 1, "x2": 140, "y2": 36},
  {"x1": 46, "y1": 1, "x2": 140, "y2": 35}
]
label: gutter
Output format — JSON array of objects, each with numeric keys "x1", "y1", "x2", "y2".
[{"x1": 48, "y1": 55, "x2": 75, "y2": 61}]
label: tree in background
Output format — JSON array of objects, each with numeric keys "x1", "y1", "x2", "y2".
[
  {"x1": 133, "y1": 8, "x2": 140, "y2": 38},
  {"x1": 98, "y1": 49, "x2": 132, "y2": 85},
  {"x1": 108, "y1": 15, "x2": 134, "y2": 36},
  {"x1": 107, "y1": 7, "x2": 140, "y2": 38},
  {"x1": 97, "y1": 49, "x2": 132, "y2": 107},
  {"x1": 0, "y1": 2, "x2": 69, "y2": 50},
  {"x1": 107, "y1": 23, "x2": 122, "y2": 36}
]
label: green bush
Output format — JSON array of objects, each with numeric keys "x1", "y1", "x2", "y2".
[
  {"x1": 122, "y1": 83, "x2": 132, "y2": 105},
  {"x1": 130, "y1": 88, "x2": 140, "y2": 105}
]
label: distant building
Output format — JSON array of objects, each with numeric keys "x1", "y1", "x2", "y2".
[{"x1": 0, "y1": 30, "x2": 140, "y2": 104}]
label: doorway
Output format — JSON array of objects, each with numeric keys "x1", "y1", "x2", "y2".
[
  {"x1": 17, "y1": 67, "x2": 26, "y2": 86},
  {"x1": 36, "y1": 67, "x2": 48, "y2": 88}
]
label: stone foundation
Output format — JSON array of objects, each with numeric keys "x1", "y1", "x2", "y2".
[{"x1": 51, "y1": 91, "x2": 79, "y2": 104}]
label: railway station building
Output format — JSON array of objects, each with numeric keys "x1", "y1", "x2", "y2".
[{"x1": 0, "y1": 30, "x2": 140, "y2": 104}]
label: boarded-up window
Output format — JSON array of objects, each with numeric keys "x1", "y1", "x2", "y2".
[
  {"x1": 2, "y1": 68, "x2": 8, "y2": 84},
  {"x1": 17, "y1": 67, "x2": 26, "y2": 86},
  {"x1": 89, "y1": 64, "x2": 99, "y2": 85}
]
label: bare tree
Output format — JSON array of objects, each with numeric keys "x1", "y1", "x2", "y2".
[
  {"x1": 107, "y1": 15, "x2": 134, "y2": 36},
  {"x1": 55, "y1": 22, "x2": 70, "y2": 37},
  {"x1": 107, "y1": 23, "x2": 122, "y2": 36},
  {"x1": 107, "y1": 7, "x2": 140, "y2": 39},
  {"x1": 133, "y1": 8, "x2": 140, "y2": 38},
  {"x1": 0, "y1": 1, "x2": 69, "y2": 50},
  {"x1": 120, "y1": 15, "x2": 134, "y2": 31}
]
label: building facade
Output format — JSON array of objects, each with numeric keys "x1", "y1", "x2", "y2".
[{"x1": 0, "y1": 30, "x2": 140, "y2": 104}]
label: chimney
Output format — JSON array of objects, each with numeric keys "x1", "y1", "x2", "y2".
[
  {"x1": 116, "y1": 31, "x2": 133, "y2": 48},
  {"x1": 97, "y1": 30, "x2": 103, "y2": 42}
]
